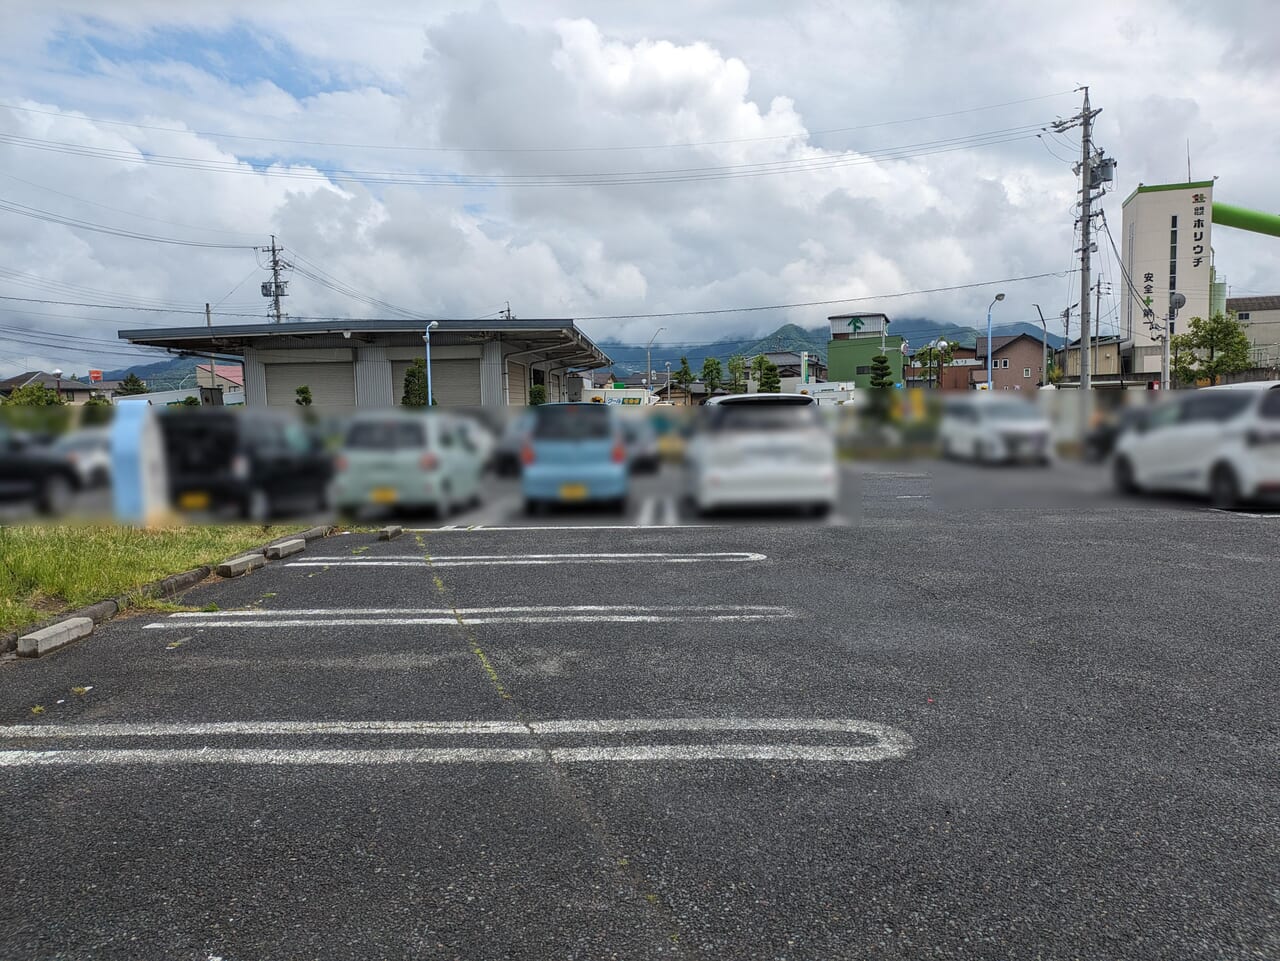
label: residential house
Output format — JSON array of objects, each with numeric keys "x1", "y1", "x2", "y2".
[
  {"x1": 0, "y1": 370, "x2": 101, "y2": 405},
  {"x1": 975, "y1": 334, "x2": 1050, "y2": 390}
]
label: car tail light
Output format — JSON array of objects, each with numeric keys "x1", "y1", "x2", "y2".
[
  {"x1": 231, "y1": 454, "x2": 250, "y2": 479},
  {"x1": 335, "y1": 455, "x2": 348, "y2": 472},
  {"x1": 420, "y1": 452, "x2": 439, "y2": 471},
  {"x1": 521, "y1": 443, "x2": 535, "y2": 466},
  {"x1": 611, "y1": 441, "x2": 626, "y2": 463}
]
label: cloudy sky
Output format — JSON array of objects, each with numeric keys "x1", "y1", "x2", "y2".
[{"x1": 1, "y1": 0, "x2": 1278, "y2": 376}]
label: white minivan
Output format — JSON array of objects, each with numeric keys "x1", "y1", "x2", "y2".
[
  {"x1": 938, "y1": 394, "x2": 1053, "y2": 465},
  {"x1": 1111, "y1": 382, "x2": 1280, "y2": 509}
]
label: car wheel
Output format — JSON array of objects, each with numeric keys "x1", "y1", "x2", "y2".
[
  {"x1": 810, "y1": 502, "x2": 832, "y2": 519},
  {"x1": 1112, "y1": 457, "x2": 1137, "y2": 496},
  {"x1": 37, "y1": 474, "x2": 73, "y2": 516},
  {"x1": 90, "y1": 466, "x2": 110, "y2": 487},
  {"x1": 524, "y1": 498, "x2": 544, "y2": 517},
  {"x1": 242, "y1": 488, "x2": 271, "y2": 523},
  {"x1": 1209, "y1": 463, "x2": 1241, "y2": 510}
]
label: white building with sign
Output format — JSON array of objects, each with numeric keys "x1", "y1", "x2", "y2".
[{"x1": 1120, "y1": 180, "x2": 1216, "y2": 378}]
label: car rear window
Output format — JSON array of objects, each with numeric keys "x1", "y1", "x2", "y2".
[
  {"x1": 709, "y1": 404, "x2": 821, "y2": 432},
  {"x1": 160, "y1": 412, "x2": 238, "y2": 473},
  {"x1": 532, "y1": 405, "x2": 611, "y2": 440},
  {"x1": 1260, "y1": 388, "x2": 1280, "y2": 420},
  {"x1": 345, "y1": 421, "x2": 426, "y2": 450}
]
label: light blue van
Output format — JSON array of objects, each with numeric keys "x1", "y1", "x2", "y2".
[{"x1": 521, "y1": 403, "x2": 629, "y2": 514}]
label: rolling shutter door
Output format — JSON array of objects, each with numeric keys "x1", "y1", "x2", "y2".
[
  {"x1": 388, "y1": 359, "x2": 478, "y2": 406},
  {"x1": 265, "y1": 362, "x2": 355, "y2": 408},
  {"x1": 507, "y1": 361, "x2": 527, "y2": 406},
  {"x1": 431, "y1": 360, "x2": 481, "y2": 406}
]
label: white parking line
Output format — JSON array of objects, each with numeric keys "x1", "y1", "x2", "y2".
[
  {"x1": 288, "y1": 552, "x2": 766, "y2": 567},
  {"x1": 0, "y1": 716, "x2": 913, "y2": 766},
  {"x1": 405, "y1": 524, "x2": 714, "y2": 532},
  {"x1": 145, "y1": 613, "x2": 792, "y2": 628},
  {"x1": 144, "y1": 604, "x2": 796, "y2": 629}
]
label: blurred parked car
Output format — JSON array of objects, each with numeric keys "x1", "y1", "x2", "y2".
[
  {"x1": 0, "y1": 423, "x2": 83, "y2": 515},
  {"x1": 492, "y1": 411, "x2": 536, "y2": 477},
  {"x1": 159, "y1": 409, "x2": 333, "y2": 521},
  {"x1": 939, "y1": 395, "x2": 1053, "y2": 465},
  {"x1": 332, "y1": 411, "x2": 484, "y2": 517},
  {"x1": 619, "y1": 414, "x2": 661, "y2": 474},
  {"x1": 1083, "y1": 406, "x2": 1150, "y2": 463},
  {"x1": 521, "y1": 403, "x2": 629, "y2": 514},
  {"x1": 1112, "y1": 382, "x2": 1280, "y2": 509},
  {"x1": 50, "y1": 428, "x2": 112, "y2": 488},
  {"x1": 686, "y1": 393, "x2": 837, "y2": 516}
]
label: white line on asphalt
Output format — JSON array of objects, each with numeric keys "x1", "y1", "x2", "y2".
[
  {"x1": 895, "y1": 495, "x2": 928, "y2": 499},
  {"x1": 0, "y1": 717, "x2": 905, "y2": 742},
  {"x1": 162, "y1": 605, "x2": 789, "y2": 616},
  {"x1": 636, "y1": 496, "x2": 656, "y2": 527},
  {"x1": 403, "y1": 524, "x2": 714, "y2": 532},
  {"x1": 0, "y1": 744, "x2": 904, "y2": 765},
  {"x1": 0, "y1": 717, "x2": 913, "y2": 765},
  {"x1": 287, "y1": 552, "x2": 767, "y2": 567},
  {"x1": 0, "y1": 720, "x2": 528, "y2": 738},
  {"x1": 144, "y1": 613, "x2": 792, "y2": 628}
]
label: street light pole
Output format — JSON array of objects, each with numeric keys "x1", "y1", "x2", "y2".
[
  {"x1": 986, "y1": 293, "x2": 1005, "y2": 390},
  {"x1": 665, "y1": 361, "x2": 671, "y2": 401},
  {"x1": 1164, "y1": 292, "x2": 1185, "y2": 391},
  {"x1": 423, "y1": 321, "x2": 439, "y2": 407},
  {"x1": 646, "y1": 327, "x2": 665, "y2": 401},
  {"x1": 52, "y1": 368, "x2": 63, "y2": 401},
  {"x1": 1033, "y1": 304, "x2": 1049, "y2": 386}
]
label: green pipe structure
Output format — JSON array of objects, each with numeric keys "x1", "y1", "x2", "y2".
[{"x1": 1212, "y1": 202, "x2": 1280, "y2": 238}]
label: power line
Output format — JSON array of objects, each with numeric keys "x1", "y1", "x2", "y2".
[
  {"x1": 0, "y1": 91, "x2": 1075, "y2": 155},
  {"x1": 0, "y1": 197, "x2": 258, "y2": 248},
  {"x1": 570, "y1": 272, "x2": 1071, "y2": 321},
  {"x1": 0, "y1": 123, "x2": 1050, "y2": 188}
]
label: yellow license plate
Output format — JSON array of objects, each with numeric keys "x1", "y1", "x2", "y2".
[
  {"x1": 559, "y1": 483, "x2": 588, "y2": 501},
  {"x1": 179, "y1": 491, "x2": 209, "y2": 510},
  {"x1": 370, "y1": 487, "x2": 399, "y2": 504}
]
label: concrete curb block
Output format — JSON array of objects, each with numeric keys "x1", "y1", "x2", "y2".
[
  {"x1": 378, "y1": 525, "x2": 404, "y2": 541},
  {"x1": 270, "y1": 525, "x2": 332, "y2": 547},
  {"x1": 265, "y1": 538, "x2": 305, "y2": 560},
  {"x1": 216, "y1": 553, "x2": 269, "y2": 578},
  {"x1": 18, "y1": 617, "x2": 94, "y2": 658}
]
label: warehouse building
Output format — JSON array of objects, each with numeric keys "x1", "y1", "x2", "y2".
[{"x1": 118, "y1": 319, "x2": 612, "y2": 409}]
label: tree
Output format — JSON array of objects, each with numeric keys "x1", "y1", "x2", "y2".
[
  {"x1": 180, "y1": 395, "x2": 200, "y2": 406},
  {"x1": 758, "y1": 360, "x2": 782, "y2": 393},
  {"x1": 700, "y1": 357, "x2": 723, "y2": 394},
  {"x1": 869, "y1": 353, "x2": 894, "y2": 389},
  {"x1": 116, "y1": 372, "x2": 148, "y2": 396},
  {"x1": 294, "y1": 385, "x2": 313, "y2": 407},
  {"x1": 750, "y1": 353, "x2": 771, "y2": 384},
  {"x1": 865, "y1": 354, "x2": 894, "y2": 421},
  {"x1": 529, "y1": 384, "x2": 547, "y2": 406},
  {"x1": 674, "y1": 355, "x2": 695, "y2": 404},
  {"x1": 1172, "y1": 312, "x2": 1251, "y2": 386},
  {"x1": 81, "y1": 395, "x2": 113, "y2": 426},
  {"x1": 401, "y1": 358, "x2": 429, "y2": 407},
  {"x1": 727, "y1": 354, "x2": 748, "y2": 393},
  {"x1": 3, "y1": 382, "x2": 63, "y2": 406},
  {"x1": 1170, "y1": 332, "x2": 1197, "y2": 387}
]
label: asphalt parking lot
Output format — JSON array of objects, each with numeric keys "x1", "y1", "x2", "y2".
[{"x1": 2, "y1": 463, "x2": 1278, "y2": 960}]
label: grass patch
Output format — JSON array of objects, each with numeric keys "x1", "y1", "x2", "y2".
[{"x1": 0, "y1": 524, "x2": 304, "y2": 635}]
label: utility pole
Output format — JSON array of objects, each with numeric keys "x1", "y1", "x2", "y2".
[
  {"x1": 1054, "y1": 88, "x2": 1111, "y2": 433},
  {"x1": 262, "y1": 234, "x2": 287, "y2": 323},
  {"x1": 205, "y1": 302, "x2": 214, "y2": 393}
]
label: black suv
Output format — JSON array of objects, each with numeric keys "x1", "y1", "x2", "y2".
[
  {"x1": 159, "y1": 409, "x2": 334, "y2": 521},
  {"x1": 0, "y1": 423, "x2": 83, "y2": 516}
]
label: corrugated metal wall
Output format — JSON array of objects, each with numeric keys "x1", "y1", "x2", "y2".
[
  {"x1": 243, "y1": 352, "x2": 267, "y2": 406},
  {"x1": 355, "y1": 346, "x2": 393, "y2": 406},
  {"x1": 480, "y1": 339, "x2": 504, "y2": 406}
]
